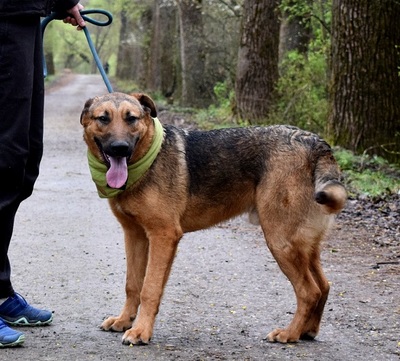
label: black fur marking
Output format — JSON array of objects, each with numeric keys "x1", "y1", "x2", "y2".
[{"x1": 184, "y1": 127, "x2": 268, "y2": 198}]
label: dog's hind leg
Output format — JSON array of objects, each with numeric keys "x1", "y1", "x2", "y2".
[
  {"x1": 300, "y1": 247, "x2": 330, "y2": 340},
  {"x1": 101, "y1": 223, "x2": 149, "y2": 332},
  {"x1": 256, "y1": 184, "x2": 331, "y2": 345},
  {"x1": 263, "y1": 227, "x2": 325, "y2": 343}
]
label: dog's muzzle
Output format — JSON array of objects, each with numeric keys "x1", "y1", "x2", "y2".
[{"x1": 108, "y1": 140, "x2": 132, "y2": 157}]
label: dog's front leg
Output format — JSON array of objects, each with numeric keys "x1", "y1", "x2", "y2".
[
  {"x1": 101, "y1": 224, "x2": 149, "y2": 332},
  {"x1": 121, "y1": 225, "x2": 182, "y2": 345}
]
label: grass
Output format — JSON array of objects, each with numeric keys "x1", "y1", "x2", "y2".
[{"x1": 334, "y1": 148, "x2": 400, "y2": 197}]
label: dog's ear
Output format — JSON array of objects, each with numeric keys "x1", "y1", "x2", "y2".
[
  {"x1": 80, "y1": 97, "x2": 96, "y2": 125},
  {"x1": 131, "y1": 93, "x2": 157, "y2": 118}
]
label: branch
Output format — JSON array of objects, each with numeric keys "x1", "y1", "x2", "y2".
[
  {"x1": 311, "y1": 14, "x2": 331, "y2": 35},
  {"x1": 359, "y1": 142, "x2": 399, "y2": 170}
]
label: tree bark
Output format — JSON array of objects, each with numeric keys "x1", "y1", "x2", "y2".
[
  {"x1": 43, "y1": 51, "x2": 55, "y2": 76},
  {"x1": 328, "y1": 0, "x2": 400, "y2": 163},
  {"x1": 235, "y1": 0, "x2": 280, "y2": 123},
  {"x1": 148, "y1": 1, "x2": 178, "y2": 99},
  {"x1": 116, "y1": 10, "x2": 135, "y2": 80},
  {"x1": 279, "y1": 0, "x2": 312, "y2": 61},
  {"x1": 176, "y1": 0, "x2": 213, "y2": 108},
  {"x1": 116, "y1": 3, "x2": 152, "y2": 88}
]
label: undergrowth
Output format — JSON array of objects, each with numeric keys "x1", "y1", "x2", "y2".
[{"x1": 334, "y1": 148, "x2": 400, "y2": 197}]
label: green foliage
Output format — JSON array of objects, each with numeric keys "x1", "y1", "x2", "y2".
[
  {"x1": 267, "y1": 0, "x2": 331, "y2": 135},
  {"x1": 268, "y1": 47, "x2": 329, "y2": 134},
  {"x1": 113, "y1": 79, "x2": 140, "y2": 94},
  {"x1": 280, "y1": 0, "x2": 312, "y2": 22},
  {"x1": 43, "y1": 0, "x2": 120, "y2": 75},
  {"x1": 50, "y1": 22, "x2": 89, "y2": 72},
  {"x1": 334, "y1": 148, "x2": 400, "y2": 197},
  {"x1": 194, "y1": 81, "x2": 241, "y2": 129}
]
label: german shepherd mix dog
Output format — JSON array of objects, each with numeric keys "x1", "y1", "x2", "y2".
[{"x1": 80, "y1": 92, "x2": 346, "y2": 345}]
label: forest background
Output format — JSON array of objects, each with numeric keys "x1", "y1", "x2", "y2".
[{"x1": 43, "y1": 0, "x2": 400, "y2": 196}]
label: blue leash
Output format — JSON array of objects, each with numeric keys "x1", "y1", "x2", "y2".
[{"x1": 41, "y1": 9, "x2": 114, "y2": 93}]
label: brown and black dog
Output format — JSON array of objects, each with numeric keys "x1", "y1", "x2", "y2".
[{"x1": 80, "y1": 92, "x2": 346, "y2": 345}]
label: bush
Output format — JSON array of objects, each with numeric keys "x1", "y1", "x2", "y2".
[
  {"x1": 194, "y1": 81, "x2": 237, "y2": 129},
  {"x1": 334, "y1": 148, "x2": 400, "y2": 197},
  {"x1": 268, "y1": 47, "x2": 329, "y2": 135}
]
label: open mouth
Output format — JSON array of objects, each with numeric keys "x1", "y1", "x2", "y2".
[
  {"x1": 96, "y1": 139, "x2": 130, "y2": 189},
  {"x1": 105, "y1": 155, "x2": 128, "y2": 189}
]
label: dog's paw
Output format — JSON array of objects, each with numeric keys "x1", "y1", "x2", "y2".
[
  {"x1": 122, "y1": 326, "x2": 152, "y2": 346},
  {"x1": 100, "y1": 316, "x2": 133, "y2": 332},
  {"x1": 300, "y1": 331, "x2": 317, "y2": 340},
  {"x1": 266, "y1": 328, "x2": 299, "y2": 343}
]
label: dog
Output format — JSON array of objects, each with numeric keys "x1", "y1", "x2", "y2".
[{"x1": 80, "y1": 92, "x2": 346, "y2": 345}]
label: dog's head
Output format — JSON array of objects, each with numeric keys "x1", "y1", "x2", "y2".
[{"x1": 80, "y1": 92, "x2": 157, "y2": 189}]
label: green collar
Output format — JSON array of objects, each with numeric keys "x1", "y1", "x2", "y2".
[{"x1": 87, "y1": 117, "x2": 164, "y2": 198}]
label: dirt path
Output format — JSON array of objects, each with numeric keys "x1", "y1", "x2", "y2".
[{"x1": 3, "y1": 75, "x2": 399, "y2": 360}]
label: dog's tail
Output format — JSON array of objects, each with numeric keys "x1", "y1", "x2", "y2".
[{"x1": 314, "y1": 152, "x2": 347, "y2": 214}]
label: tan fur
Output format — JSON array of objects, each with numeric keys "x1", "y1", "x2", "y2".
[{"x1": 80, "y1": 92, "x2": 347, "y2": 345}]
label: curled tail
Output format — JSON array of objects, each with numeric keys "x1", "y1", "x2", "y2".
[{"x1": 314, "y1": 154, "x2": 347, "y2": 214}]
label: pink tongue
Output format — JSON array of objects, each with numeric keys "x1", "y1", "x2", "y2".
[{"x1": 106, "y1": 157, "x2": 128, "y2": 189}]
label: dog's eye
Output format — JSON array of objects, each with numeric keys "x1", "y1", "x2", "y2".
[
  {"x1": 126, "y1": 115, "x2": 138, "y2": 124},
  {"x1": 96, "y1": 115, "x2": 110, "y2": 124}
]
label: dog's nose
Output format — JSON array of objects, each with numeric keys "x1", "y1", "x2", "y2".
[{"x1": 109, "y1": 141, "x2": 130, "y2": 156}]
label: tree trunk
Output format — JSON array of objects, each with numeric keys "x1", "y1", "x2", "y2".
[
  {"x1": 235, "y1": 0, "x2": 280, "y2": 123},
  {"x1": 116, "y1": 3, "x2": 152, "y2": 88},
  {"x1": 176, "y1": 0, "x2": 213, "y2": 108},
  {"x1": 328, "y1": 0, "x2": 400, "y2": 163},
  {"x1": 279, "y1": 0, "x2": 312, "y2": 61},
  {"x1": 147, "y1": 0, "x2": 178, "y2": 99},
  {"x1": 44, "y1": 51, "x2": 55, "y2": 76},
  {"x1": 116, "y1": 10, "x2": 135, "y2": 80}
]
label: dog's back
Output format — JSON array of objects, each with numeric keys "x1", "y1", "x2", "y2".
[{"x1": 160, "y1": 124, "x2": 346, "y2": 231}]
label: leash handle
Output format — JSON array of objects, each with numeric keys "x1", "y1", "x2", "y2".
[{"x1": 41, "y1": 9, "x2": 114, "y2": 93}]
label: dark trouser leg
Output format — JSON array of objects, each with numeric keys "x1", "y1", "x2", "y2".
[
  {"x1": 0, "y1": 16, "x2": 44, "y2": 298},
  {"x1": 0, "y1": 204, "x2": 19, "y2": 298}
]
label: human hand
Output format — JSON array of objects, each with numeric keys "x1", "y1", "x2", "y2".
[{"x1": 63, "y1": 3, "x2": 86, "y2": 30}]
